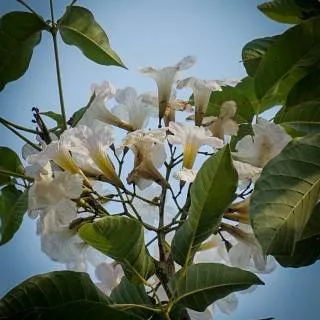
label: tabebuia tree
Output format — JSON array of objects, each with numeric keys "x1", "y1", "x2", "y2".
[{"x1": 0, "y1": 0, "x2": 319, "y2": 319}]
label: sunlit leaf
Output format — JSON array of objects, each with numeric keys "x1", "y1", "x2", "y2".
[
  {"x1": 242, "y1": 37, "x2": 278, "y2": 77},
  {"x1": 0, "y1": 271, "x2": 139, "y2": 319},
  {"x1": 171, "y1": 146, "x2": 238, "y2": 266},
  {"x1": 79, "y1": 216, "x2": 155, "y2": 283},
  {"x1": 254, "y1": 16, "x2": 320, "y2": 99},
  {"x1": 258, "y1": 0, "x2": 303, "y2": 24},
  {"x1": 250, "y1": 133, "x2": 320, "y2": 255},
  {"x1": 58, "y1": 6, "x2": 126, "y2": 68},
  {"x1": 0, "y1": 185, "x2": 28, "y2": 245},
  {"x1": 258, "y1": 0, "x2": 320, "y2": 24},
  {"x1": 168, "y1": 263, "x2": 263, "y2": 312},
  {"x1": 0, "y1": 12, "x2": 46, "y2": 90}
]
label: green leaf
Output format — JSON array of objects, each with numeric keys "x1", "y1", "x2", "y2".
[
  {"x1": 0, "y1": 146, "x2": 24, "y2": 186},
  {"x1": 171, "y1": 145, "x2": 238, "y2": 266},
  {"x1": 274, "y1": 100, "x2": 320, "y2": 136},
  {"x1": 250, "y1": 133, "x2": 320, "y2": 255},
  {"x1": 79, "y1": 216, "x2": 155, "y2": 283},
  {"x1": 258, "y1": 0, "x2": 304, "y2": 24},
  {"x1": 0, "y1": 271, "x2": 138, "y2": 319},
  {"x1": 0, "y1": 12, "x2": 46, "y2": 91},
  {"x1": 40, "y1": 111, "x2": 64, "y2": 128},
  {"x1": 0, "y1": 185, "x2": 28, "y2": 245},
  {"x1": 286, "y1": 69, "x2": 320, "y2": 108},
  {"x1": 31, "y1": 301, "x2": 139, "y2": 320},
  {"x1": 110, "y1": 277, "x2": 154, "y2": 319},
  {"x1": 274, "y1": 234, "x2": 320, "y2": 268},
  {"x1": 236, "y1": 76, "x2": 282, "y2": 114},
  {"x1": 254, "y1": 16, "x2": 320, "y2": 99},
  {"x1": 300, "y1": 202, "x2": 320, "y2": 240},
  {"x1": 205, "y1": 86, "x2": 255, "y2": 123},
  {"x1": 242, "y1": 37, "x2": 278, "y2": 77},
  {"x1": 258, "y1": 0, "x2": 320, "y2": 24},
  {"x1": 58, "y1": 6, "x2": 126, "y2": 68},
  {"x1": 168, "y1": 263, "x2": 263, "y2": 312}
]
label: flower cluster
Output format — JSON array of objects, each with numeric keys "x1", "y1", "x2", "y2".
[{"x1": 25, "y1": 56, "x2": 292, "y2": 319}]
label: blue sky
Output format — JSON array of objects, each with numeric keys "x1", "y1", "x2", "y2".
[{"x1": 0, "y1": 1, "x2": 319, "y2": 319}]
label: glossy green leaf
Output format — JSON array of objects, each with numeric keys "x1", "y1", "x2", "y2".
[
  {"x1": 250, "y1": 133, "x2": 320, "y2": 255},
  {"x1": 258, "y1": 0, "x2": 320, "y2": 24},
  {"x1": 0, "y1": 185, "x2": 28, "y2": 245},
  {"x1": 258, "y1": 0, "x2": 303, "y2": 24},
  {"x1": 0, "y1": 271, "x2": 138, "y2": 319},
  {"x1": 205, "y1": 86, "x2": 255, "y2": 123},
  {"x1": 274, "y1": 100, "x2": 320, "y2": 135},
  {"x1": 79, "y1": 216, "x2": 155, "y2": 283},
  {"x1": 168, "y1": 263, "x2": 263, "y2": 312},
  {"x1": 58, "y1": 6, "x2": 126, "y2": 68},
  {"x1": 275, "y1": 234, "x2": 320, "y2": 268},
  {"x1": 254, "y1": 16, "x2": 320, "y2": 99},
  {"x1": 242, "y1": 37, "x2": 278, "y2": 77},
  {"x1": 110, "y1": 277, "x2": 154, "y2": 319},
  {"x1": 0, "y1": 12, "x2": 46, "y2": 91},
  {"x1": 171, "y1": 146, "x2": 238, "y2": 266}
]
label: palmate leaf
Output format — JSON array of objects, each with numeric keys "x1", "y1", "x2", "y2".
[
  {"x1": 58, "y1": 6, "x2": 126, "y2": 68},
  {"x1": 254, "y1": 16, "x2": 320, "y2": 100},
  {"x1": 0, "y1": 186, "x2": 28, "y2": 246},
  {"x1": 168, "y1": 263, "x2": 263, "y2": 312},
  {"x1": 79, "y1": 216, "x2": 155, "y2": 283},
  {"x1": 250, "y1": 133, "x2": 320, "y2": 256},
  {"x1": 0, "y1": 271, "x2": 137, "y2": 319},
  {"x1": 0, "y1": 12, "x2": 46, "y2": 91},
  {"x1": 171, "y1": 146, "x2": 238, "y2": 266}
]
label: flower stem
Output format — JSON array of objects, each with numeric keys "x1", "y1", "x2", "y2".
[
  {"x1": 0, "y1": 117, "x2": 38, "y2": 134},
  {"x1": 49, "y1": 0, "x2": 67, "y2": 131},
  {"x1": 1, "y1": 121, "x2": 41, "y2": 151},
  {"x1": 0, "y1": 169, "x2": 34, "y2": 182}
]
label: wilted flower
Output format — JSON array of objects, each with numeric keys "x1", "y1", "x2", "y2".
[
  {"x1": 208, "y1": 100, "x2": 239, "y2": 141},
  {"x1": 123, "y1": 129, "x2": 168, "y2": 189},
  {"x1": 140, "y1": 56, "x2": 196, "y2": 123}
]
